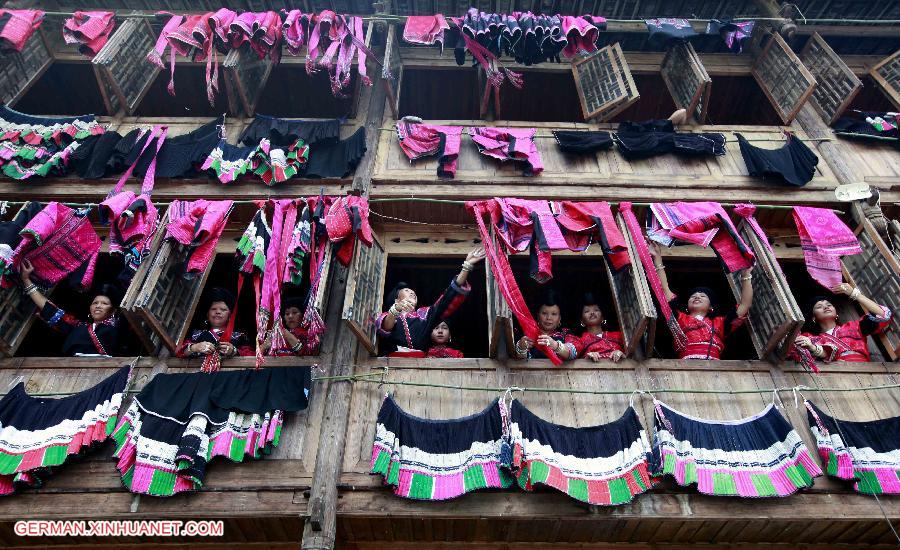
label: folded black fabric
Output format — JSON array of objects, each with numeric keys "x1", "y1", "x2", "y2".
[
  {"x1": 552, "y1": 130, "x2": 613, "y2": 154},
  {"x1": 238, "y1": 115, "x2": 341, "y2": 148},
  {"x1": 305, "y1": 127, "x2": 366, "y2": 178},
  {"x1": 68, "y1": 131, "x2": 125, "y2": 179}
]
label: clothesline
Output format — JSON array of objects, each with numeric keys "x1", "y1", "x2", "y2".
[
  {"x1": 367, "y1": 197, "x2": 846, "y2": 215},
  {"x1": 35, "y1": 11, "x2": 900, "y2": 26},
  {"x1": 7, "y1": 370, "x2": 899, "y2": 397},
  {"x1": 376, "y1": 127, "x2": 835, "y2": 143}
]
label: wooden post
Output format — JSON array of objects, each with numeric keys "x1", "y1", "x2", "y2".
[
  {"x1": 753, "y1": 0, "x2": 798, "y2": 39},
  {"x1": 300, "y1": 49, "x2": 389, "y2": 550}
]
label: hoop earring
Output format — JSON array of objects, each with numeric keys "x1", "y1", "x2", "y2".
[{"x1": 579, "y1": 321, "x2": 585, "y2": 327}]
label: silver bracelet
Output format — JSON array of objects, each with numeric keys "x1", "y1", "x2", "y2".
[
  {"x1": 850, "y1": 287, "x2": 861, "y2": 301},
  {"x1": 22, "y1": 284, "x2": 37, "y2": 295},
  {"x1": 741, "y1": 275, "x2": 752, "y2": 281},
  {"x1": 461, "y1": 261, "x2": 473, "y2": 272},
  {"x1": 388, "y1": 304, "x2": 400, "y2": 316}
]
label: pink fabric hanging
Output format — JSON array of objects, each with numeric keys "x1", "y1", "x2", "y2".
[
  {"x1": 468, "y1": 127, "x2": 543, "y2": 176},
  {"x1": 325, "y1": 195, "x2": 373, "y2": 266},
  {"x1": 230, "y1": 11, "x2": 282, "y2": 61},
  {"x1": 0, "y1": 9, "x2": 44, "y2": 53},
  {"x1": 793, "y1": 206, "x2": 861, "y2": 289},
  {"x1": 555, "y1": 201, "x2": 630, "y2": 270},
  {"x1": 282, "y1": 10, "x2": 309, "y2": 56},
  {"x1": 100, "y1": 126, "x2": 167, "y2": 269},
  {"x1": 256, "y1": 199, "x2": 299, "y2": 367},
  {"x1": 649, "y1": 201, "x2": 754, "y2": 273},
  {"x1": 492, "y1": 198, "x2": 567, "y2": 283},
  {"x1": 147, "y1": 12, "x2": 221, "y2": 105},
  {"x1": 165, "y1": 199, "x2": 234, "y2": 275},
  {"x1": 467, "y1": 200, "x2": 562, "y2": 365},
  {"x1": 306, "y1": 11, "x2": 373, "y2": 97},
  {"x1": 10, "y1": 202, "x2": 100, "y2": 291},
  {"x1": 396, "y1": 120, "x2": 464, "y2": 178},
  {"x1": 63, "y1": 11, "x2": 115, "y2": 57},
  {"x1": 403, "y1": 15, "x2": 449, "y2": 48},
  {"x1": 561, "y1": 16, "x2": 602, "y2": 58},
  {"x1": 619, "y1": 202, "x2": 686, "y2": 351}
]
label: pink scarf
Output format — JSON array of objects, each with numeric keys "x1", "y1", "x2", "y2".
[{"x1": 793, "y1": 206, "x2": 861, "y2": 289}]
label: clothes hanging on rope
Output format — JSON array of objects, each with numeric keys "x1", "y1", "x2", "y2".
[
  {"x1": 492, "y1": 198, "x2": 567, "y2": 282},
  {"x1": 551, "y1": 130, "x2": 613, "y2": 154},
  {"x1": 644, "y1": 18, "x2": 697, "y2": 46},
  {"x1": 792, "y1": 206, "x2": 861, "y2": 289},
  {"x1": 737, "y1": 132, "x2": 819, "y2": 187},
  {"x1": 614, "y1": 120, "x2": 726, "y2": 160},
  {"x1": 652, "y1": 399, "x2": 822, "y2": 497},
  {"x1": 402, "y1": 15, "x2": 450, "y2": 49},
  {"x1": 119, "y1": 115, "x2": 222, "y2": 179},
  {"x1": 805, "y1": 399, "x2": 900, "y2": 495},
  {"x1": 305, "y1": 126, "x2": 366, "y2": 178},
  {"x1": 706, "y1": 19, "x2": 754, "y2": 53},
  {"x1": 502, "y1": 400, "x2": 656, "y2": 505},
  {"x1": 62, "y1": 11, "x2": 115, "y2": 57},
  {"x1": 371, "y1": 394, "x2": 513, "y2": 500},
  {"x1": 0, "y1": 364, "x2": 130, "y2": 495},
  {"x1": 396, "y1": 119, "x2": 464, "y2": 178},
  {"x1": 833, "y1": 111, "x2": 900, "y2": 142},
  {"x1": 325, "y1": 194, "x2": 373, "y2": 266},
  {"x1": 112, "y1": 366, "x2": 311, "y2": 497},
  {"x1": 554, "y1": 201, "x2": 630, "y2": 270},
  {"x1": 468, "y1": 127, "x2": 543, "y2": 176},
  {"x1": 649, "y1": 201, "x2": 754, "y2": 273},
  {"x1": 6, "y1": 202, "x2": 101, "y2": 291},
  {"x1": 0, "y1": 9, "x2": 44, "y2": 53},
  {"x1": 164, "y1": 199, "x2": 234, "y2": 277},
  {"x1": 0, "y1": 105, "x2": 104, "y2": 180}
]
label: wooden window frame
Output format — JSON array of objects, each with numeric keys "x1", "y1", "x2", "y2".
[
  {"x1": 752, "y1": 32, "x2": 817, "y2": 124},
  {"x1": 661, "y1": 42, "x2": 711, "y2": 124},
  {"x1": 342, "y1": 234, "x2": 387, "y2": 356},
  {"x1": 800, "y1": 33, "x2": 862, "y2": 125},
  {"x1": 572, "y1": 42, "x2": 640, "y2": 122},
  {"x1": 92, "y1": 18, "x2": 160, "y2": 116},
  {"x1": 869, "y1": 49, "x2": 900, "y2": 110}
]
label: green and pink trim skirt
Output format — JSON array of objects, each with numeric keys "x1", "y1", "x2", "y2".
[
  {"x1": 806, "y1": 400, "x2": 900, "y2": 495},
  {"x1": 503, "y1": 401, "x2": 657, "y2": 505},
  {"x1": 0, "y1": 365, "x2": 130, "y2": 495},
  {"x1": 653, "y1": 400, "x2": 821, "y2": 497},
  {"x1": 371, "y1": 395, "x2": 513, "y2": 500}
]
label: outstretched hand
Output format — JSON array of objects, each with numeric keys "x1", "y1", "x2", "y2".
[{"x1": 466, "y1": 246, "x2": 486, "y2": 265}]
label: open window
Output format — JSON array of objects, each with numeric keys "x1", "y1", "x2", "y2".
[
  {"x1": 660, "y1": 42, "x2": 711, "y2": 123},
  {"x1": 752, "y1": 32, "x2": 817, "y2": 124},
  {"x1": 342, "y1": 235, "x2": 387, "y2": 356},
  {"x1": 612, "y1": 214, "x2": 658, "y2": 357},
  {"x1": 726, "y1": 220, "x2": 803, "y2": 361},
  {"x1": 223, "y1": 45, "x2": 275, "y2": 116},
  {"x1": 799, "y1": 33, "x2": 862, "y2": 125},
  {"x1": 119, "y1": 208, "x2": 215, "y2": 353},
  {"x1": 92, "y1": 18, "x2": 160, "y2": 115},
  {"x1": 841, "y1": 214, "x2": 900, "y2": 361},
  {"x1": 869, "y1": 50, "x2": 900, "y2": 110},
  {"x1": 572, "y1": 42, "x2": 640, "y2": 122}
]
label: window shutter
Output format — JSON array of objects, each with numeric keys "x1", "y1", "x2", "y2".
[
  {"x1": 313, "y1": 243, "x2": 334, "y2": 318},
  {"x1": 572, "y1": 42, "x2": 640, "y2": 122},
  {"x1": 341, "y1": 235, "x2": 387, "y2": 355},
  {"x1": 485, "y1": 229, "x2": 514, "y2": 358},
  {"x1": 800, "y1": 33, "x2": 862, "y2": 125},
  {"x1": 726, "y1": 220, "x2": 803, "y2": 361},
  {"x1": 610, "y1": 214, "x2": 658, "y2": 356},
  {"x1": 383, "y1": 23, "x2": 403, "y2": 119},
  {"x1": 0, "y1": 26, "x2": 52, "y2": 105},
  {"x1": 224, "y1": 45, "x2": 275, "y2": 116},
  {"x1": 752, "y1": 32, "x2": 817, "y2": 124},
  {"x1": 92, "y1": 19, "x2": 159, "y2": 115},
  {"x1": 661, "y1": 42, "x2": 711, "y2": 124},
  {"x1": 841, "y1": 216, "x2": 900, "y2": 361},
  {"x1": 869, "y1": 50, "x2": 900, "y2": 110},
  {"x1": 0, "y1": 202, "x2": 49, "y2": 357},
  {"x1": 119, "y1": 208, "x2": 215, "y2": 353}
]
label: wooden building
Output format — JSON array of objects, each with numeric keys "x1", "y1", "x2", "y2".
[{"x1": 0, "y1": 0, "x2": 899, "y2": 548}]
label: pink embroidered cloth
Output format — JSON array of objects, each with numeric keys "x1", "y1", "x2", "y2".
[
  {"x1": 63, "y1": 11, "x2": 115, "y2": 57},
  {"x1": 649, "y1": 201, "x2": 754, "y2": 273},
  {"x1": 165, "y1": 199, "x2": 234, "y2": 275},
  {"x1": 403, "y1": 15, "x2": 450, "y2": 48},
  {"x1": 0, "y1": 9, "x2": 44, "y2": 53},
  {"x1": 793, "y1": 206, "x2": 861, "y2": 289}
]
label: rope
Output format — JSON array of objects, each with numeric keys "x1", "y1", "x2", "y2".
[{"x1": 376, "y1": 127, "x2": 836, "y2": 143}]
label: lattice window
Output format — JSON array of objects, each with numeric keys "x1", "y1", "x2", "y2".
[
  {"x1": 119, "y1": 209, "x2": 214, "y2": 353},
  {"x1": 314, "y1": 244, "x2": 334, "y2": 320},
  {"x1": 92, "y1": 19, "x2": 159, "y2": 115},
  {"x1": 869, "y1": 50, "x2": 900, "y2": 110},
  {"x1": 572, "y1": 43, "x2": 639, "y2": 122},
  {"x1": 611, "y1": 214, "x2": 658, "y2": 357},
  {"x1": 384, "y1": 23, "x2": 403, "y2": 120},
  {"x1": 661, "y1": 42, "x2": 711, "y2": 123},
  {"x1": 800, "y1": 33, "x2": 862, "y2": 125},
  {"x1": 0, "y1": 202, "x2": 48, "y2": 357},
  {"x1": 842, "y1": 217, "x2": 900, "y2": 361},
  {"x1": 224, "y1": 44, "x2": 274, "y2": 116},
  {"x1": 726, "y1": 220, "x2": 803, "y2": 361},
  {"x1": 0, "y1": 27, "x2": 52, "y2": 105},
  {"x1": 752, "y1": 32, "x2": 817, "y2": 124},
  {"x1": 342, "y1": 235, "x2": 387, "y2": 355},
  {"x1": 485, "y1": 229, "x2": 514, "y2": 358}
]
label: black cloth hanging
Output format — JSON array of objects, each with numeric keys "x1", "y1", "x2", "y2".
[{"x1": 737, "y1": 133, "x2": 819, "y2": 187}]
